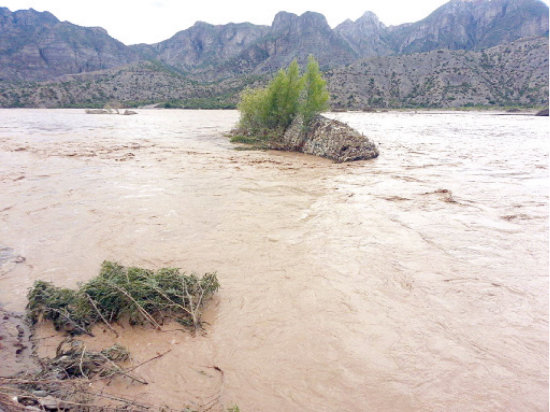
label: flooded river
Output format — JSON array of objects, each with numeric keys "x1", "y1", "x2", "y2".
[{"x1": 0, "y1": 109, "x2": 547, "y2": 410}]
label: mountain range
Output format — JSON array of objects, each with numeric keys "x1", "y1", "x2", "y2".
[{"x1": 0, "y1": 0, "x2": 548, "y2": 108}]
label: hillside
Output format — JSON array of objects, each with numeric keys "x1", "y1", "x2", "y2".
[
  {"x1": 1, "y1": 37, "x2": 546, "y2": 109},
  {"x1": 0, "y1": 60, "x2": 266, "y2": 108},
  {"x1": 327, "y1": 37, "x2": 549, "y2": 109}
]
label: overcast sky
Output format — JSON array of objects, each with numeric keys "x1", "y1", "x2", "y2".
[{"x1": 3, "y1": 0, "x2": 549, "y2": 45}]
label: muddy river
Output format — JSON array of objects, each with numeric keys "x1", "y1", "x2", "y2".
[{"x1": 0, "y1": 109, "x2": 547, "y2": 410}]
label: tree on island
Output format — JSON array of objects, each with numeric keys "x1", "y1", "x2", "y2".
[
  {"x1": 301, "y1": 56, "x2": 330, "y2": 126},
  {"x1": 235, "y1": 55, "x2": 329, "y2": 142}
]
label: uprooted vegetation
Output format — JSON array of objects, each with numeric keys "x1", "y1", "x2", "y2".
[
  {"x1": 42, "y1": 339, "x2": 132, "y2": 381},
  {"x1": 0, "y1": 338, "x2": 165, "y2": 410},
  {"x1": 0, "y1": 261, "x2": 221, "y2": 411},
  {"x1": 27, "y1": 260, "x2": 220, "y2": 335}
]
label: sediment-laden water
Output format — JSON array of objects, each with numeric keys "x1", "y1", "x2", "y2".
[{"x1": 0, "y1": 109, "x2": 547, "y2": 411}]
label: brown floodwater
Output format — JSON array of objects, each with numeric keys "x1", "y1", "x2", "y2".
[{"x1": 0, "y1": 109, "x2": 547, "y2": 411}]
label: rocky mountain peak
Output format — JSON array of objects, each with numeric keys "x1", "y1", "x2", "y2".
[
  {"x1": 338, "y1": 18, "x2": 354, "y2": 27},
  {"x1": 299, "y1": 11, "x2": 331, "y2": 29},
  {"x1": 254, "y1": 10, "x2": 355, "y2": 71},
  {"x1": 192, "y1": 21, "x2": 213, "y2": 29},
  {"x1": 388, "y1": 0, "x2": 548, "y2": 53},
  {"x1": 272, "y1": 11, "x2": 298, "y2": 31},
  {"x1": 272, "y1": 11, "x2": 331, "y2": 33},
  {"x1": 0, "y1": 7, "x2": 138, "y2": 81},
  {"x1": 152, "y1": 18, "x2": 269, "y2": 72},
  {"x1": 335, "y1": 10, "x2": 392, "y2": 57},
  {"x1": 13, "y1": 8, "x2": 59, "y2": 26},
  {"x1": 356, "y1": 11, "x2": 385, "y2": 28},
  {"x1": 0, "y1": 7, "x2": 59, "y2": 27}
]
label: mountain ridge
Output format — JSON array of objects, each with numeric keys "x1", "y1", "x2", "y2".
[
  {"x1": 1, "y1": 0, "x2": 547, "y2": 82},
  {"x1": 0, "y1": 0, "x2": 548, "y2": 108},
  {"x1": 0, "y1": 6, "x2": 140, "y2": 82},
  {"x1": 0, "y1": 36, "x2": 546, "y2": 109}
]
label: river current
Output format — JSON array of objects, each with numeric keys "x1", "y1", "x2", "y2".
[{"x1": 0, "y1": 109, "x2": 547, "y2": 410}]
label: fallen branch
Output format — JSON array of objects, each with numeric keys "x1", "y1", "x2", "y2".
[
  {"x1": 85, "y1": 293, "x2": 119, "y2": 337},
  {"x1": 97, "y1": 353, "x2": 148, "y2": 385},
  {"x1": 106, "y1": 281, "x2": 162, "y2": 330},
  {"x1": 125, "y1": 348, "x2": 172, "y2": 373},
  {"x1": 78, "y1": 345, "x2": 88, "y2": 379}
]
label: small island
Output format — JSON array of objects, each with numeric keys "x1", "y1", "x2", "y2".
[{"x1": 230, "y1": 56, "x2": 379, "y2": 162}]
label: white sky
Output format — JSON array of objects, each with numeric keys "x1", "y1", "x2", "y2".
[{"x1": 3, "y1": 0, "x2": 549, "y2": 45}]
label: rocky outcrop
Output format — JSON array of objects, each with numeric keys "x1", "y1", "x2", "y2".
[
  {"x1": 271, "y1": 115, "x2": 378, "y2": 162},
  {"x1": 535, "y1": 108, "x2": 549, "y2": 116}
]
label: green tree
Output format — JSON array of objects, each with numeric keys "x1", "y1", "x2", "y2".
[
  {"x1": 301, "y1": 55, "x2": 330, "y2": 126},
  {"x1": 263, "y1": 68, "x2": 287, "y2": 129},
  {"x1": 263, "y1": 59, "x2": 303, "y2": 130},
  {"x1": 279, "y1": 59, "x2": 303, "y2": 129},
  {"x1": 236, "y1": 56, "x2": 329, "y2": 139}
]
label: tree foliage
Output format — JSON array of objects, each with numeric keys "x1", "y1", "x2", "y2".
[
  {"x1": 237, "y1": 56, "x2": 329, "y2": 137},
  {"x1": 237, "y1": 87, "x2": 270, "y2": 134},
  {"x1": 301, "y1": 55, "x2": 330, "y2": 126}
]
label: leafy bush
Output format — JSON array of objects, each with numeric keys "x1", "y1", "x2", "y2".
[
  {"x1": 237, "y1": 87, "x2": 271, "y2": 135},
  {"x1": 236, "y1": 55, "x2": 329, "y2": 139}
]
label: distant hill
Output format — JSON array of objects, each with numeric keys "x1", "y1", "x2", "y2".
[
  {"x1": 1, "y1": 37, "x2": 546, "y2": 109},
  {"x1": 336, "y1": 0, "x2": 550, "y2": 57},
  {"x1": 327, "y1": 37, "x2": 549, "y2": 109},
  {"x1": 373, "y1": 0, "x2": 548, "y2": 54},
  {"x1": 0, "y1": 0, "x2": 548, "y2": 108},
  {"x1": 146, "y1": 21, "x2": 270, "y2": 74}
]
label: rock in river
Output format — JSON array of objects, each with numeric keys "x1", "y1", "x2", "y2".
[{"x1": 271, "y1": 115, "x2": 379, "y2": 162}]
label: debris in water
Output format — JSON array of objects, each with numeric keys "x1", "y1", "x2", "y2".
[{"x1": 27, "y1": 260, "x2": 220, "y2": 335}]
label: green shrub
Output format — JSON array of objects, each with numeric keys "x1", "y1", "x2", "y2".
[
  {"x1": 237, "y1": 87, "x2": 270, "y2": 134},
  {"x1": 236, "y1": 55, "x2": 329, "y2": 140}
]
